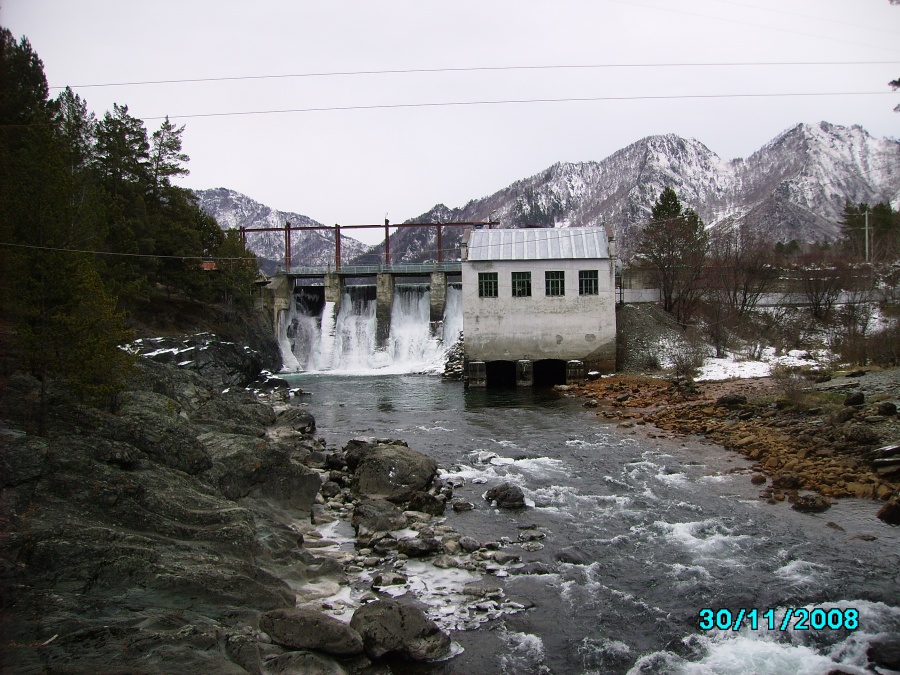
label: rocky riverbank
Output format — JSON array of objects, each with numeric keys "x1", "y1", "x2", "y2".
[
  {"x1": 568, "y1": 369, "x2": 900, "y2": 523},
  {"x1": 1, "y1": 335, "x2": 539, "y2": 674}
]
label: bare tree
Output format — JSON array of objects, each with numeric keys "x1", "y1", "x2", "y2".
[
  {"x1": 708, "y1": 224, "x2": 778, "y2": 315},
  {"x1": 797, "y1": 250, "x2": 847, "y2": 322}
]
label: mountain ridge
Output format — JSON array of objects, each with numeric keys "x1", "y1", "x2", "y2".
[{"x1": 196, "y1": 122, "x2": 900, "y2": 266}]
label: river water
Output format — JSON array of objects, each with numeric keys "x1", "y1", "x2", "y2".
[{"x1": 284, "y1": 373, "x2": 900, "y2": 675}]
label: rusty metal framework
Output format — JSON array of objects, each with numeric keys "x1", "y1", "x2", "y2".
[{"x1": 238, "y1": 221, "x2": 498, "y2": 271}]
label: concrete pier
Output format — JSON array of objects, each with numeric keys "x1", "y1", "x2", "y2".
[
  {"x1": 430, "y1": 271, "x2": 447, "y2": 339},
  {"x1": 516, "y1": 360, "x2": 534, "y2": 387},
  {"x1": 375, "y1": 273, "x2": 394, "y2": 349},
  {"x1": 266, "y1": 273, "x2": 293, "y2": 330},
  {"x1": 324, "y1": 273, "x2": 344, "y2": 310},
  {"x1": 467, "y1": 361, "x2": 487, "y2": 388}
]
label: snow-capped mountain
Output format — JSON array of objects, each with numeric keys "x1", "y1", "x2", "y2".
[
  {"x1": 362, "y1": 122, "x2": 899, "y2": 262},
  {"x1": 197, "y1": 123, "x2": 899, "y2": 268},
  {"x1": 193, "y1": 188, "x2": 370, "y2": 271}
]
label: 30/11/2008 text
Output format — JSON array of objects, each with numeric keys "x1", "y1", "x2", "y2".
[{"x1": 699, "y1": 607, "x2": 859, "y2": 632}]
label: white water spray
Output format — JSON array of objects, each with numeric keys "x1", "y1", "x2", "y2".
[{"x1": 279, "y1": 284, "x2": 462, "y2": 374}]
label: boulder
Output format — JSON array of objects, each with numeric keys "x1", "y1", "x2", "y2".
[
  {"x1": 790, "y1": 494, "x2": 831, "y2": 513},
  {"x1": 351, "y1": 444, "x2": 438, "y2": 503},
  {"x1": 199, "y1": 432, "x2": 320, "y2": 508},
  {"x1": 259, "y1": 607, "x2": 364, "y2": 656},
  {"x1": 407, "y1": 490, "x2": 445, "y2": 516},
  {"x1": 716, "y1": 393, "x2": 747, "y2": 407},
  {"x1": 877, "y1": 401, "x2": 897, "y2": 417},
  {"x1": 877, "y1": 495, "x2": 900, "y2": 526},
  {"x1": 485, "y1": 483, "x2": 527, "y2": 509},
  {"x1": 397, "y1": 538, "x2": 442, "y2": 557},
  {"x1": 264, "y1": 651, "x2": 349, "y2": 675},
  {"x1": 349, "y1": 599, "x2": 451, "y2": 661},
  {"x1": 844, "y1": 392, "x2": 865, "y2": 406},
  {"x1": 275, "y1": 407, "x2": 317, "y2": 434},
  {"x1": 351, "y1": 498, "x2": 407, "y2": 536},
  {"x1": 772, "y1": 472, "x2": 803, "y2": 490},
  {"x1": 868, "y1": 637, "x2": 900, "y2": 670},
  {"x1": 192, "y1": 393, "x2": 276, "y2": 433}
]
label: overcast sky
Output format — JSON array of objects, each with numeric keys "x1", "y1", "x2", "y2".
[{"x1": 5, "y1": 0, "x2": 900, "y2": 244}]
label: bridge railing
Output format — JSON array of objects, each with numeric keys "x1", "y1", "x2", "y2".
[{"x1": 285, "y1": 262, "x2": 462, "y2": 276}]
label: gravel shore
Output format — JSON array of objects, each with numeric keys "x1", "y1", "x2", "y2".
[{"x1": 568, "y1": 368, "x2": 900, "y2": 518}]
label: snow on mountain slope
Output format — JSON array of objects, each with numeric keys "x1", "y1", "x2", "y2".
[
  {"x1": 194, "y1": 188, "x2": 369, "y2": 270},
  {"x1": 197, "y1": 122, "x2": 900, "y2": 267}
]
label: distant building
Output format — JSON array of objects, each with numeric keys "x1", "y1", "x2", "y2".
[{"x1": 461, "y1": 227, "x2": 616, "y2": 387}]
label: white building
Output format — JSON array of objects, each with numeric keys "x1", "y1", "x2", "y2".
[{"x1": 461, "y1": 227, "x2": 616, "y2": 386}]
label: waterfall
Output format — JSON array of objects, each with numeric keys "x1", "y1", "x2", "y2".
[{"x1": 279, "y1": 284, "x2": 462, "y2": 374}]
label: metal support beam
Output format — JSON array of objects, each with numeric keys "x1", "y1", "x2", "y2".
[
  {"x1": 384, "y1": 218, "x2": 391, "y2": 266},
  {"x1": 284, "y1": 222, "x2": 292, "y2": 271},
  {"x1": 437, "y1": 224, "x2": 443, "y2": 263},
  {"x1": 335, "y1": 224, "x2": 341, "y2": 271}
]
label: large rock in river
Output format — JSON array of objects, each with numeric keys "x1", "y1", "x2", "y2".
[
  {"x1": 349, "y1": 599, "x2": 450, "y2": 661},
  {"x1": 199, "y1": 431, "x2": 321, "y2": 509},
  {"x1": 350, "y1": 443, "x2": 438, "y2": 503},
  {"x1": 260, "y1": 607, "x2": 364, "y2": 656}
]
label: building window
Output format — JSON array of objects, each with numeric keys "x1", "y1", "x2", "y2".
[
  {"x1": 545, "y1": 270, "x2": 565, "y2": 296},
  {"x1": 511, "y1": 271, "x2": 532, "y2": 297},
  {"x1": 478, "y1": 272, "x2": 498, "y2": 298},
  {"x1": 579, "y1": 270, "x2": 599, "y2": 295}
]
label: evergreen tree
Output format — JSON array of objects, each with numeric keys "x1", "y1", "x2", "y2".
[
  {"x1": 636, "y1": 187, "x2": 709, "y2": 324},
  {"x1": 1, "y1": 27, "x2": 135, "y2": 429},
  {"x1": 95, "y1": 103, "x2": 150, "y2": 201},
  {"x1": 149, "y1": 116, "x2": 189, "y2": 200}
]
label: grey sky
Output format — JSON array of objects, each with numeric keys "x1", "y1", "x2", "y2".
[{"x1": 4, "y1": 0, "x2": 900, "y2": 245}]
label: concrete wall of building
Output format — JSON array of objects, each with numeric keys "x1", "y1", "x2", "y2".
[{"x1": 462, "y1": 258, "x2": 616, "y2": 372}]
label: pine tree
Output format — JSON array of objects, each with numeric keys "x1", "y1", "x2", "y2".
[
  {"x1": 636, "y1": 187, "x2": 709, "y2": 324},
  {"x1": 149, "y1": 116, "x2": 189, "y2": 200}
]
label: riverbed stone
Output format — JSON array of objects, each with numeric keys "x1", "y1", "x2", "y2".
[
  {"x1": 877, "y1": 495, "x2": 900, "y2": 525},
  {"x1": 350, "y1": 444, "x2": 438, "y2": 502},
  {"x1": 790, "y1": 494, "x2": 831, "y2": 513},
  {"x1": 485, "y1": 483, "x2": 527, "y2": 509},
  {"x1": 259, "y1": 607, "x2": 364, "y2": 656},
  {"x1": 407, "y1": 490, "x2": 445, "y2": 516},
  {"x1": 351, "y1": 498, "x2": 407, "y2": 537},
  {"x1": 349, "y1": 599, "x2": 451, "y2": 661},
  {"x1": 397, "y1": 537, "x2": 442, "y2": 557}
]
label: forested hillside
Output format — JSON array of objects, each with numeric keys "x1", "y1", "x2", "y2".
[{"x1": 0, "y1": 28, "x2": 259, "y2": 417}]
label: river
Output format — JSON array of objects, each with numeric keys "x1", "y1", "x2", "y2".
[{"x1": 284, "y1": 372, "x2": 900, "y2": 675}]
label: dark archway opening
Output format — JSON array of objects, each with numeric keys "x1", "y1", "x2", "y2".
[
  {"x1": 485, "y1": 360, "x2": 517, "y2": 388},
  {"x1": 534, "y1": 359, "x2": 567, "y2": 387}
]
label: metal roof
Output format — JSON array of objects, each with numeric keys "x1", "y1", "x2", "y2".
[{"x1": 466, "y1": 227, "x2": 609, "y2": 261}]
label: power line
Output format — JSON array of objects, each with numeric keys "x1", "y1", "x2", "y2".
[
  {"x1": 48, "y1": 61, "x2": 900, "y2": 90},
  {"x1": 138, "y1": 91, "x2": 893, "y2": 122},
  {"x1": 0, "y1": 240, "x2": 254, "y2": 261}
]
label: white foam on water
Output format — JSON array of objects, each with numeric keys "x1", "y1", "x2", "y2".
[
  {"x1": 773, "y1": 559, "x2": 828, "y2": 586},
  {"x1": 656, "y1": 470, "x2": 690, "y2": 487},
  {"x1": 498, "y1": 630, "x2": 550, "y2": 675},
  {"x1": 653, "y1": 519, "x2": 751, "y2": 562},
  {"x1": 630, "y1": 600, "x2": 900, "y2": 675},
  {"x1": 278, "y1": 285, "x2": 463, "y2": 374}
]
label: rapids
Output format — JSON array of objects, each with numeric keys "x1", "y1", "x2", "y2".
[{"x1": 283, "y1": 374, "x2": 900, "y2": 675}]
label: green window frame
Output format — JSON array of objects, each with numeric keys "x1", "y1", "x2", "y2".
[
  {"x1": 478, "y1": 272, "x2": 498, "y2": 298},
  {"x1": 545, "y1": 270, "x2": 565, "y2": 296},
  {"x1": 511, "y1": 271, "x2": 532, "y2": 297},
  {"x1": 579, "y1": 270, "x2": 599, "y2": 295}
]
